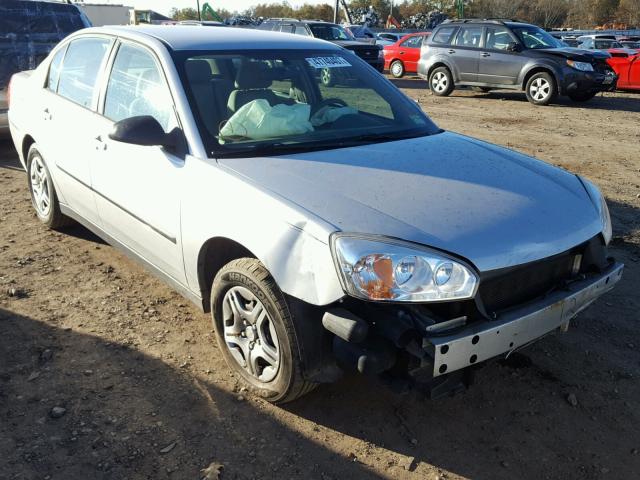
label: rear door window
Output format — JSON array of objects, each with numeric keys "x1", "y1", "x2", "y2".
[
  {"x1": 455, "y1": 27, "x2": 483, "y2": 48},
  {"x1": 431, "y1": 26, "x2": 458, "y2": 45},
  {"x1": 47, "y1": 47, "x2": 67, "y2": 92},
  {"x1": 57, "y1": 37, "x2": 112, "y2": 109}
]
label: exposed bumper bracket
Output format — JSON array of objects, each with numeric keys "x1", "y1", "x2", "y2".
[{"x1": 429, "y1": 262, "x2": 624, "y2": 377}]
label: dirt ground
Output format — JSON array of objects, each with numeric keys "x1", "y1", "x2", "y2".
[{"x1": 1, "y1": 82, "x2": 639, "y2": 480}]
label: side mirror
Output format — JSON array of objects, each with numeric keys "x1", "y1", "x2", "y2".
[
  {"x1": 506, "y1": 42, "x2": 522, "y2": 52},
  {"x1": 109, "y1": 115, "x2": 183, "y2": 152}
]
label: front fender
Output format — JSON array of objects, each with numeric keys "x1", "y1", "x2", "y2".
[
  {"x1": 517, "y1": 60, "x2": 564, "y2": 91},
  {"x1": 181, "y1": 156, "x2": 345, "y2": 306}
]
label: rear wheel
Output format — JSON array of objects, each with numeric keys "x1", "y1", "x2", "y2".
[
  {"x1": 211, "y1": 258, "x2": 317, "y2": 404},
  {"x1": 27, "y1": 145, "x2": 72, "y2": 229},
  {"x1": 568, "y1": 91, "x2": 597, "y2": 102},
  {"x1": 429, "y1": 67, "x2": 454, "y2": 96},
  {"x1": 525, "y1": 72, "x2": 557, "y2": 105},
  {"x1": 390, "y1": 60, "x2": 405, "y2": 78}
]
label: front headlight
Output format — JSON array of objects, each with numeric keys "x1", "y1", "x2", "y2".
[
  {"x1": 578, "y1": 176, "x2": 612, "y2": 245},
  {"x1": 331, "y1": 234, "x2": 478, "y2": 302},
  {"x1": 567, "y1": 59, "x2": 594, "y2": 72}
]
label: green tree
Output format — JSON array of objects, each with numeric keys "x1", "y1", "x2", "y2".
[{"x1": 169, "y1": 7, "x2": 200, "y2": 21}]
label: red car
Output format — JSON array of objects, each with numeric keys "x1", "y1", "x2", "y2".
[
  {"x1": 607, "y1": 50, "x2": 640, "y2": 91},
  {"x1": 383, "y1": 32, "x2": 430, "y2": 78}
]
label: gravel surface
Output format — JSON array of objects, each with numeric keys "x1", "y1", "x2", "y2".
[{"x1": 1, "y1": 82, "x2": 639, "y2": 480}]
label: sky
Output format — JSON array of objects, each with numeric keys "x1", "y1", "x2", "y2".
[{"x1": 119, "y1": 0, "x2": 331, "y2": 16}]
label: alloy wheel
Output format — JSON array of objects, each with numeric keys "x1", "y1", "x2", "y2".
[
  {"x1": 529, "y1": 77, "x2": 551, "y2": 102},
  {"x1": 29, "y1": 155, "x2": 51, "y2": 218},
  {"x1": 391, "y1": 62, "x2": 403, "y2": 77},
  {"x1": 222, "y1": 286, "x2": 280, "y2": 383},
  {"x1": 431, "y1": 71, "x2": 448, "y2": 93}
]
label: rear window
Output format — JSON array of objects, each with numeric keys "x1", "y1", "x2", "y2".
[{"x1": 430, "y1": 26, "x2": 458, "y2": 45}]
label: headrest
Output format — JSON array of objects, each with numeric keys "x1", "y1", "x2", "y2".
[
  {"x1": 185, "y1": 60, "x2": 212, "y2": 83},
  {"x1": 234, "y1": 61, "x2": 272, "y2": 89}
]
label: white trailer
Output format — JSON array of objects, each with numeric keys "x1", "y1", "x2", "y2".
[{"x1": 76, "y1": 3, "x2": 133, "y2": 26}]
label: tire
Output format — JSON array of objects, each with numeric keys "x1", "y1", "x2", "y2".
[
  {"x1": 568, "y1": 91, "x2": 597, "y2": 102},
  {"x1": 211, "y1": 258, "x2": 317, "y2": 404},
  {"x1": 27, "y1": 145, "x2": 73, "y2": 229},
  {"x1": 390, "y1": 60, "x2": 405, "y2": 78},
  {"x1": 525, "y1": 72, "x2": 557, "y2": 106},
  {"x1": 320, "y1": 68, "x2": 334, "y2": 87},
  {"x1": 429, "y1": 66, "x2": 454, "y2": 96}
]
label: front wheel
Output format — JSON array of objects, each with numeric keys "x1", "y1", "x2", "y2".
[
  {"x1": 390, "y1": 60, "x2": 405, "y2": 78},
  {"x1": 525, "y1": 72, "x2": 557, "y2": 105},
  {"x1": 429, "y1": 67, "x2": 454, "y2": 96},
  {"x1": 568, "y1": 91, "x2": 597, "y2": 102},
  {"x1": 211, "y1": 258, "x2": 317, "y2": 404}
]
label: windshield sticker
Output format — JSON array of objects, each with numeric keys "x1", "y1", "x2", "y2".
[{"x1": 306, "y1": 57, "x2": 352, "y2": 69}]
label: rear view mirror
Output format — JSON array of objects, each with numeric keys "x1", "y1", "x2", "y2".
[
  {"x1": 109, "y1": 115, "x2": 183, "y2": 152},
  {"x1": 506, "y1": 42, "x2": 522, "y2": 52}
]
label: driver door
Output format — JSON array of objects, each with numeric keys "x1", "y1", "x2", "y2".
[
  {"x1": 478, "y1": 26, "x2": 526, "y2": 85},
  {"x1": 90, "y1": 40, "x2": 186, "y2": 282}
]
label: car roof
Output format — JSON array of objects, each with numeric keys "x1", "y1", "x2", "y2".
[
  {"x1": 78, "y1": 25, "x2": 340, "y2": 51},
  {"x1": 440, "y1": 19, "x2": 535, "y2": 28}
]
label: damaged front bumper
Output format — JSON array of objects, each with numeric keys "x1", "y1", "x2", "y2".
[
  {"x1": 429, "y1": 261, "x2": 624, "y2": 377},
  {"x1": 323, "y1": 261, "x2": 624, "y2": 394}
]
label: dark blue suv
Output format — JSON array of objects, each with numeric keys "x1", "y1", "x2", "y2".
[{"x1": 418, "y1": 19, "x2": 617, "y2": 105}]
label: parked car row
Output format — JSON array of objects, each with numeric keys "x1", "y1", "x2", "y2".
[{"x1": 257, "y1": 19, "x2": 384, "y2": 75}]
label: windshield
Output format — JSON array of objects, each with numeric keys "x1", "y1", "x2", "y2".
[
  {"x1": 309, "y1": 24, "x2": 354, "y2": 41},
  {"x1": 513, "y1": 26, "x2": 563, "y2": 49},
  {"x1": 175, "y1": 49, "x2": 439, "y2": 157}
]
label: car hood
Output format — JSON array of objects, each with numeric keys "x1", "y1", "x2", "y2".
[
  {"x1": 535, "y1": 47, "x2": 611, "y2": 61},
  {"x1": 219, "y1": 132, "x2": 602, "y2": 272}
]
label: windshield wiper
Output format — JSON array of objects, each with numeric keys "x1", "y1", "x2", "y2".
[
  {"x1": 215, "y1": 130, "x2": 441, "y2": 158},
  {"x1": 336, "y1": 129, "x2": 439, "y2": 145}
]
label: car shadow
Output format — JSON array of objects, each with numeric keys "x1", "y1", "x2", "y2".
[
  {"x1": 461, "y1": 90, "x2": 640, "y2": 112},
  {"x1": 0, "y1": 138, "x2": 22, "y2": 171},
  {"x1": 0, "y1": 308, "x2": 385, "y2": 479},
  {"x1": 608, "y1": 198, "x2": 640, "y2": 253},
  {"x1": 388, "y1": 77, "x2": 430, "y2": 90}
]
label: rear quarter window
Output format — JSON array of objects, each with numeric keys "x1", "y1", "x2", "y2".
[{"x1": 430, "y1": 26, "x2": 458, "y2": 45}]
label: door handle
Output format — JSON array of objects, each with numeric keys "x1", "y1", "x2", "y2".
[
  {"x1": 94, "y1": 135, "x2": 107, "y2": 151},
  {"x1": 43, "y1": 108, "x2": 52, "y2": 121},
  {"x1": 399, "y1": 51, "x2": 405, "y2": 55},
  {"x1": 481, "y1": 52, "x2": 491, "y2": 57},
  {"x1": 448, "y1": 49, "x2": 455, "y2": 54}
]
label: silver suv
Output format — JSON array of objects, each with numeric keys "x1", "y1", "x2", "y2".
[{"x1": 419, "y1": 19, "x2": 617, "y2": 105}]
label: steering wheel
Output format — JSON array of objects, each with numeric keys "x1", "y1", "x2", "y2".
[{"x1": 311, "y1": 98, "x2": 348, "y2": 116}]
